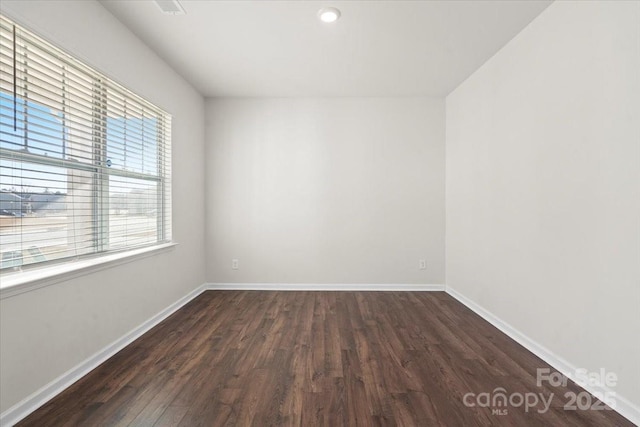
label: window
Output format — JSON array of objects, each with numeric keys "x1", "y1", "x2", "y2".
[{"x1": 0, "y1": 15, "x2": 171, "y2": 273}]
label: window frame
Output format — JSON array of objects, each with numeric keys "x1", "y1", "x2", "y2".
[{"x1": 0, "y1": 15, "x2": 173, "y2": 284}]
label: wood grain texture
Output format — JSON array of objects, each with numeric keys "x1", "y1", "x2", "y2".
[{"x1": 17, "y1": 291, "x2": 633, "y2": 426}]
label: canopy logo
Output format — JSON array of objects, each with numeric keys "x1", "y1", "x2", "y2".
[
  {"x1": 462, "y1": 367, "x2": 618, "y2": 416},
  {"x1": 462, "y1": 388, "x2": 553, "y2": 415}
]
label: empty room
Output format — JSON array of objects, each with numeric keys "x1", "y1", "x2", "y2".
[{"x1": 0, "y1": 0, "x2": 638, "y2": 426}]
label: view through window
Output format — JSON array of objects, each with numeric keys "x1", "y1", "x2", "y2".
[{"x1": 0, "y1": 15, "x2": 171, "y2": 272}]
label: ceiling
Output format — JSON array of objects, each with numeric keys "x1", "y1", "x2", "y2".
[{"x1": 100, "y1": 0, "x2": 552, "y2": 97}]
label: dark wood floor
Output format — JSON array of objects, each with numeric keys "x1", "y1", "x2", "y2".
[{"x1": 18, "y1": 291, "x2": 632, "y2": 426}]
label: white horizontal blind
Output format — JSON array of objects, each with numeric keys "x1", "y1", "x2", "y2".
[{"x1": 0, "y1": 15, "x2": 171, "y2": 271}]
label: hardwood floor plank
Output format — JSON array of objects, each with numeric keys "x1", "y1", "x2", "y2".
[
  {"x1": 16, "y1": 291, "x2": 634, "y2": 427},
  {"x1": 152, "y1": 406, "x2": 188, "y2": 427}
]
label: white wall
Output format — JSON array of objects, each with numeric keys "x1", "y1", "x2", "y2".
[
  {"x1": 206, "y1": 98, "x2": 444, "y2": 285},
  {"x1": 0, "y1": 0, "x2": 205, "y2": 413},
  {"x1": 446, "y1": 0, "x2": 639, "y2": 411}
]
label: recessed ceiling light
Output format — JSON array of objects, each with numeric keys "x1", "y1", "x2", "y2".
[{"x1": 318, "y1": 7, "x2": 341, "y2": 23}]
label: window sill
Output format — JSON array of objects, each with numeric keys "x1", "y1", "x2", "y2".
[{"x1": 0, "y1": 242, "x2": 178, "y2": 299}]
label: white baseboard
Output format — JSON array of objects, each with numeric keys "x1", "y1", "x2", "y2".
[
  {"x1": 0, "y1": 282, "x2": 440, "y2": 425},
  {"x1": 6, "y1": 283, "x2": 635, "y2": 426},
  {"x1": 206, "y1": 283, "x2": 446, "y2": 291},
  {"x1": 446, "y1": 286, "x2": 640, "y2": 426},
  {"x1": 0, "y1": 283, "x2": 208, "y2": 427}
]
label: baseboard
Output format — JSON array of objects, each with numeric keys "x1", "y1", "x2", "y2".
[
  {"x1": 0, "y1": 283, "x2": 208, "y2": 427},
  {"x1": 0, "y1": 282, "x2": 439, "y2": 425},
  {"x1": 446, "y1": 286, "x2": 640, "y2": 426},
  {"x1": 6, "y1": 283, "x2": 634, "y2": 426},
  {"x1": 207, "y1": 283, "x2": 446, "y2": 291}
]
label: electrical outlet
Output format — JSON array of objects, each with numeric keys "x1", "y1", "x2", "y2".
[
  {"x1": 232, "y1": 259, "x2": 239, "y2": 270},
  {"x1": 419, "y1": 259, "x2": 427, "y2": 270}
]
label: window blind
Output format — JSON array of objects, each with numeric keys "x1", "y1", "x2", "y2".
[{"x1": 0, "y1": 15, "x2": 172, "y2": 272}]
